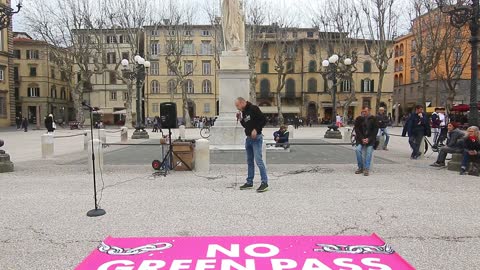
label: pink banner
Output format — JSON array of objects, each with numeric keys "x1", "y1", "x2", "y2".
[{"x1": 76, "y1": 234, "x2": 415, "y2": 270}]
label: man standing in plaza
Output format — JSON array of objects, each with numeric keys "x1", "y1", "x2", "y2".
[
  {"x1": 376, "y1": 107, "x2": 390, "y2": 150},
  {"x1": 235, "y1": 97, "x2": 269, "y2": 192},
  {"x1": 354, "y1": 106, "x2": 379, "y2": 176},
  {"x1": 402, "y1": 105, "x2": 431, "y2": 159}
]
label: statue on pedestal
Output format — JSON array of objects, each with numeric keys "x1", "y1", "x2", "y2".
[
  {"x1": 0, "y1": 139, "x2": 14, "y2": 173},
  {"x1": 222, "y1": 0, "x2": 245, "y2": 52}
]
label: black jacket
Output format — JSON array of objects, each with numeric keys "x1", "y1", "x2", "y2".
[
  {"x1": 402, "y1": 112, "x2": 431, "y2": 137},
  {"x1": 376, "y1": 113, "x2": 390, "y2": 128},
  {"x1": 464, "y1": 136, "x2": 480, "y2": 152},
  {"x1": 354, "y1": 115, "x2": 379, "y2": 146},
  {"x1": 240, "y1": 102, "x2": 266, "y2": 137}
]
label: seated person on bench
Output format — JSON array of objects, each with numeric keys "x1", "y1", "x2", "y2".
[
  {"x1": 460, "y1": 126, "x2": 480, "y2": 175},
  {"x1": 273, "y1": 126, "x2": 290, "y2": 148},
  {"x1": 431, "y1": 122, "x2": 465, "y2": 167}
]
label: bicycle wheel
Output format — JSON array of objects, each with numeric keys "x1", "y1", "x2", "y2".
[
  {"x1": 200, "y1": 127, "x2": 211, "y2": 138},
  {"x1": 424, "y1": 138, "x2": 429, "y2": 154}
]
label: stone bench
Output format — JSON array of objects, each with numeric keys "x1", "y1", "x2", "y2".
[{"x1": 447, "y1": 153, "x2": 462, "y2": 172}]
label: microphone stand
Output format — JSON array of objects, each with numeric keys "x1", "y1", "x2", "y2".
[{"x1": 83, "y1": 102, "x2": 106, "y2": 217}]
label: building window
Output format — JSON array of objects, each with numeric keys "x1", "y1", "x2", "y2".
[
  {"x1": 341, "y1": 80, "x2": 352, "y2": 92},
  {"x1": 30, "y1": 67, "x2": 37, "y2": 77},
  {"x1": 168, "y1": 30, "x2": 176, "y2": 36},
  {"x1": 363, "y1": 61, "x2": 372, "y2": 73},
  {"x1": 261, "y1": 45, "x2": 269, "y2": 59},
  {"x1": 307, "y1": 78, "x2": 317, "y2": 93},
  {"x1": 183, "y1": 41, "x2": 194, "y2": 55},
  {"x1": 51, "y1": 68, "x2": 55, "y2": 79},
  {"x1": 307, "y1": 31, "x2": 314, "y2": 38},
  {"x1": 411, "y1": 56, "x2": 416, "y2": 68},
  {"x1": 309, "y1": 44, "x2": 317, "y2": 55},
  {"x1": 168, "y1": 79, "x2": 177, "y2": 93},
  {"x1": 151, "y1": 29, "x2": 159, "y2": 36},
  {"x1": 13, "y1": 67, "x2": 18, "y2": 81},
  {"x1": 286, "y1": 62, "x2": 294, "y2": 73},
  {"x1": 361, "y1": 79, "x2": 374, "y2": 93},
  {"x1": 110, "y1": 91, "x2": 117, "y2": 100},
  {"x1": 363, "y1": 98, "x2": 371, "y2": 109},
  {"x1": 26, "y1": 50, "x2": 39, "y2": 59},
  {"x1": 260, "y1": 79, "x2": 270, "y2": 98},
  {"x1": 106, "y1": 36, "x2": 117, "y2": 44},
  {"x1": 107, "y1": 52, "x2": 117, "y2": 64},
  {"x1": 122, "y1": 52, "x2": 130, "y2": 61},
  {"x1": 200, "y1": 41, "x2": 212, "y2": 55},
  {"x1": 202, "y1": 61, "x2": 211, "y2": 75},
  {"x1": 50, "y1": 86, "x2": 57, "y2": 98},
  {"x1": 201, "y1": 30, "x2": 210, "y2": 36},
  {"x1": 28, "y1": 87, "x2": 40, "y2": 97},
  {"x1": 119, "y1": 35, "x2": 130, "y2": 44},
  {"x1": 60, "y1": 88, "x2": 66, "y2": 99},
  {"x1": 308, "y1": 60, "x2": 317, "y2": 72},
  {"x1": 150, "y1": 62, "x2": 159, "y2": 75},
  {"x1": 0, "y1": 93, "x2": 6, "y2": 118},
  {"x1": 411, "y1": 40, "x2": 416, "y2": 51},
  {"x1": 410, "y1": 70, "x2": 415, "y2": 83},
  {"x1": 152, "y1": 103, "x2": 159, "y2": 113},
  {"x1": 151, "y1": 80, "x2": 160, "y2": 94},
  {"x1": 286, "y1": 45, "x2": 296, "y2": 58},
  {"x1": 168, "y1": 65, "x2": 176, "y2": 76},
  {"x1": 202, "y1": 80, "x2": 212, "y2": 93},
  {"x1": 204, "y1": 103, "x2": 211, "y2": 113},
  {"x1": 109, "y1": 72, "x2": 117, "y2": 84},
  {"x1": 13, "y1": 50, "x2": 21, "y2": 59},
  {"x1": 286, "y1": 79, "x2": 295, "y2": 98},
  {"x1": 184, "y1": 79, "x2": 194, "y2": 94},
  {"x1": 15, "y1": 88, "x2": 19, "y2": 101},
  {"x1": 0, "y1": 69, "x2": 4, "y2": 81},
  {"x1": 261, "y1": 62, "x2": 269, "y2": 74},
  {"x1": 61, "y1": 71, "x2": 67, "y2": 81},
  {"x1": 123, "y1": 92, "x2": 128, "y2": 100},
  {"x1": 150, "y1": 42, "x2": 159, "y2": 55},
  {"x1": 184, "y1": 61, "x2": 194, "y2": 75}
]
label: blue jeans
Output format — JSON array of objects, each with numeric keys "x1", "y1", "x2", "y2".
[
  {"x1": 245, "y1": 135, "x2": 268, "y2": 184},
  {"x1": 461, "y1": 150, "x2": 479, "y2": 169},
  {"x1": 378, "y1": 127, "x2": 390, "y2": 147},
  {"x1": 408, "y1": 133, "x2": 423, "y2": 157},
  {"x1": 355, "y1": 144, "x2": 374, "y2": 170}
]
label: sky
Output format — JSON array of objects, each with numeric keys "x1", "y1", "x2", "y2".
[{"x1": 12, "y1": 0, "x2": 410, "y2": 36}]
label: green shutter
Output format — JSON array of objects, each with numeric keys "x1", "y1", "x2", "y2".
[
  {"x1": 361, "y1": 80, "x2": 364, "y2": 92},
  {"x1": 371, "y1": 80, "x2": 375, "y2": 93}
]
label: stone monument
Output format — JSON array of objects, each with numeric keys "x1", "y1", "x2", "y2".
[
  {"x1": 0, "y1": 140, "x2": 14, "y2": 173},
  {"x1": 210, "y1": 0, "x2": 251, "y2": 146}
]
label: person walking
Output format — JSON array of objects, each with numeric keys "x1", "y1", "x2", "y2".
[
  {"x1": 354, "y1": 106, "x2": 379, "y2": 176},
  {"x1": 15, "y1": 114, "x2": 22, "y2": 130},
  {"x1": 431, "y1": 108, "x2": 441, "y2": 146},
  {"x1": 431, "y1": 122, "x2": 465, "y2": 167},
  {"x1": 460, "y1": 126, "x2": 480, "y2": 175},
  {"x1": 376, "y1": 107, "x2": 391, "y2": 150},
  {"x1": 235, "y1": 97, "x2": 269, "y2": 192},
  {"x1": 402, "y1": 105, "x2": 431, "y2": 159},
  {"x1": 45, "y1": 114, "x2": 55, "y2": 133},
  {"x1": 21, "y1": 117, "x2": 28, "y2": 132}
]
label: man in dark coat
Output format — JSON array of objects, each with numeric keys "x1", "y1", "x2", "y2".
[
  {"x1": 21, "y1": 117, "x2": 28, "y2": 132},
  {"x1": 402, "y1": 105, "x2": 431, "y2": 159},
  {"x1": 45, "y1": 114, "x2": 55, "y2": 133},
  {"x1": 376, "y1": 107, "x2": 391, "y2": 150},
  {"x1": 354, "y1": 106, "x2": 379, "y2": 176},
  {"x1": 235, "y1": 97, "x2": 269, "y2": 192},
  {"x1": 431, "y1": 122, "x2": 465, "y2": 167}
]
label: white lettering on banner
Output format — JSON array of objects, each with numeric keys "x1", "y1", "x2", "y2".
[
  {"x1": 244, "y1": 244, "x2": 280, "y2": 258},
  {"x1": 194, "y1": 259, "x2": 217, "y2": 270},
  {"x1": 271, "y1": 259, "x2": 298, "y2": 269},
  {"x1": 170, "y1": 260, "x2": 193, "y2": 270},
  {"x1": 221, "y1": 259, "x2": 256, "y2": 270},
  {"x1": 138, "y1": 260, "x2": 167, "y2": 270},
  {"x1": 206, "y1": 244, "x2": 240, "y2": 258},
  {"x1": 361, "y1": 258, "x2": 392, "y2": 270},
  {"x1": 333, "y1": 258, "x2": 362, "y2": 270},
  {"x1": 97, "y1": 260, "x2": 134, "y2": 270},
  {"x1": 301, "y1": 259, "x2": 332, "y2": 270}
]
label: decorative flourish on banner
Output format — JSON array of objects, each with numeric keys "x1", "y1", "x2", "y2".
[
  {"x1": 314, "y1": 243, "x2": 395, "y2": 255},
  {"x1": 98, "y1": 242, "x2": 173, "y2": 256}
]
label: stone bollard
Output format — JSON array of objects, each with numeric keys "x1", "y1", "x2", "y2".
[
  {"x1": 344, "y1": 128, "x2": 352, "y2": 143},
  {"x1": 87, "y1": 139, "x2": 104, "y2": 174},
  {"x1": 120, "y1": 127, "x2": 128, "y2": 143},
  {"x1": 194, "y1": 139, "x2": 210, "y2": 173},
  {"x1": 0, "y1": 140, "x2": 14, "y2": 173},
  {"x1": 84, "y1": 131, "x2": 91, "y2": 151},
  {"x1": 99, "y1": 129, "x2": 106, "y2": 144},
  {"x1": 41, "y1": 133, "x2": 55, "y2": 159},
  {"x1": 288, "y1": 125, "x2": 294, "y2": 139},
  {"x1": 179, "y1": 125, "x2": 186, "y2": 140}
]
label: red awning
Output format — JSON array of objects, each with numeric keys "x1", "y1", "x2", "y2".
[{"x1": 451, "y1": 104, "x2": 480, "y2": 112}]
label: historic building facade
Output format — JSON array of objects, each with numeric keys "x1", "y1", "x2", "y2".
[
  {"x1": 13, "y1": 32, "x2": 73, "y2": 127},
  {"x1": 0, "y1": 0, "x2": 13, "y2": 127}
]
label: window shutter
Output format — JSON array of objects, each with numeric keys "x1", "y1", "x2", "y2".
[
  {"x1": 371, "y1": 80, "x2": 375, "y2": 92},
  {"x1": 361, "y1": 80, "x2": 364, "y2": 92},
  {"x1": 340, "y1": 81, "x2": 344, "y2": 92}
]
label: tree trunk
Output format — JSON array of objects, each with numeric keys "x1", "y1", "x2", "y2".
[
  {"x1": 250, "y1": 72, "x2": 257, "y2": 104},
  {"x1": 276, "y1": 91, "x2": 283, "y2": 126},
  {"x1": 376, "y1": 69, "x2": 385, "y2": 111},
  {"x1": 72, "y1": 88, "x2": 84, "y2": 124},
  {"x1": 124, "y1": 85, "x2": 134, "y2": 128},
  {"x1": 182, "y1": 89, "x2": 192, "y2": 128},
  {"x1": 420, "y1": 74, "x2": 427, "y2": 107}
]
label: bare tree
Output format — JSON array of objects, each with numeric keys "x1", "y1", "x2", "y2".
[
  {"x1": 434, "y1": 27, "x2": 471, "y2": 110},
  {"x1": 409, "y1": 0, "x2": 450, "y2": 106},
  {"x1": 361, "y1": 0, "x2": 398, "y2": 111},
  {"x1": 163, "y1": 3, "x2": 197, "y2": 127},
  {"x1": 25, "y1": 0, "x2": 107, "y2": 124}
]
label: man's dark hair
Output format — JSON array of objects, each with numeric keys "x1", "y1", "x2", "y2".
[
  {"x1": 415, "y1": 105, "x2": 424, "y2": 110},
  {"x1": 362, "y1": 106, "x2": 370, "y2": 110}
]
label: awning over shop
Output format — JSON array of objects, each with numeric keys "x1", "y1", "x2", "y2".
[
  {"x1": 113, "y1": 109, "x2": 127, "y2": 115},
  {"x1": 259, "y1": 106, "x2": 301, "y2": 114}
]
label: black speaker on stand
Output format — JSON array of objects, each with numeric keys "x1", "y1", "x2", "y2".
[{"x1": 152, "y1": 103, "x2": 178, "y2": 176}]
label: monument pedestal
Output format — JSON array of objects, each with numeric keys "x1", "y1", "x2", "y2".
[
  {"x1": 0, "y1": 150, "x2": 14, "y2": 173},
  {"x1": 210, "y1": 51, "x2": 251, "y2": 147}
]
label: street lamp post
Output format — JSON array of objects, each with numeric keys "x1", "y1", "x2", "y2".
[
  {"x1": 121, "y1": 56, "x2": 151, "y2": 139},
  {"x1": 322, "y1": 54, "x2": 352, "y2": 139},
  {"x1": 437, "y1": 0, "x2": 479, "y2": 126},
  {"x1": 0, "y1": 0, "x2": 22, "y2": 30}
]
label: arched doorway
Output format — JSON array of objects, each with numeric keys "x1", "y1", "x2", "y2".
[
  {"x1": 307, "y1": 102, "x2": 318, "y2": 124},
  {"x1": 187, "y1": 100, "x2": 196, "y2": 118}
]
